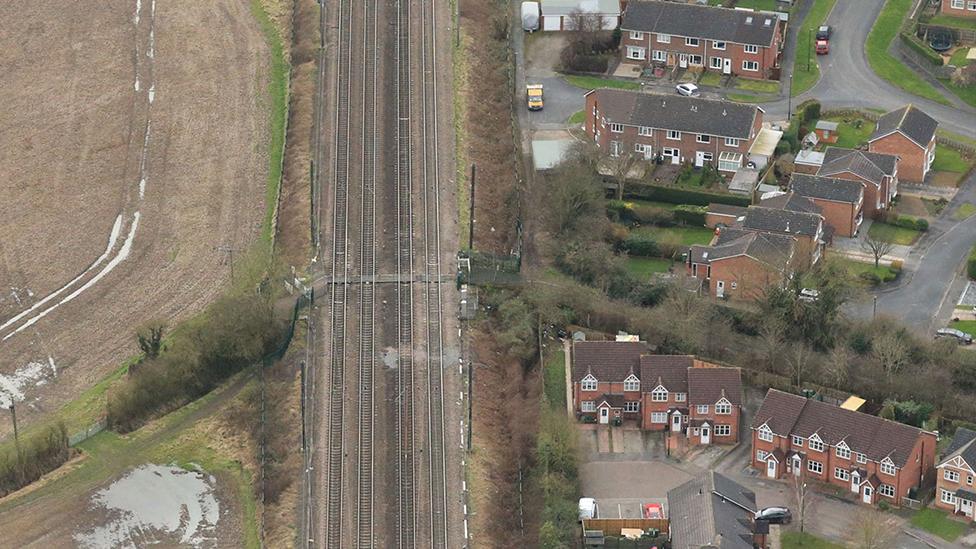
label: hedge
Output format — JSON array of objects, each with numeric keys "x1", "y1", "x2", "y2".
[
  {"x1": 968, "y1": 244, "x2": 976, "y2": 279},
  {"x1": 673, "y1": 204, "x2": 707, "y2": 226},
  {"x1": 621, "y1": 233, "x2": 660, "y2": 256},
  {"x1": 797, "y1": 100, "x2": 821, "y2": 123},
  {"x1": 889, "y1": 214, "x2": 928, "y2": 231},
  {"x1": 624, "y1": 184, "x2": 751, "y2": 207},
  {"x1": 900, "y1": 30, "x2": 944, "y2": 66}
]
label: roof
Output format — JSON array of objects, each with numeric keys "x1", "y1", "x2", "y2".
[
  {"x1": 668, "y1": 471, "x2": 757, "y2": 549},
  {"x1": 753, "y1": 389, "x2": 933, "y2": 468},
  {"x1": 729, "y1": 168, "x2": 760, "y2": 195},
  {"x1": 707, "y1": 203, "x2": 748, "y2": 217},
  {"x1": 540, "y1": 0, "x2": 621, "y2": 16},
  {"x1": 596, "y1": 393, "x2": 628, "y2": 408},
  {"x1": 839, "y1": 396, "x2": 866, "y2": 411},
  {"x1": 759, "y1": 192, "x2": 823, "y2": 215},
  {"x1": 819, "y1": 147, "x2": 898, "y2": 188},
  {"x1": 588, "y1": 89, "x2": 760, "y2": 139},
  {"x1": 640, "y1": 355, "x2": 694, "y2": 392},
  {"x1": 795, "y1": 150, "x2": 825, "y2": 167},
  {"x1": 941, "y1": 428, "x2": 976, "y2": 470},
  {"x1": 689, "y1": 228, "x2": 795, "y2": 271},
  {"x1": 748, "y1": 127, "x2": 783, "y2": 158},
  {"x1": 688, "y1": 367, "x2": 742, "y2": 406},
  {"x1": 621, "y1": 0, "x2": 779, "y2": 47},
  {"x1": 815, "y1": 120, "x2": 839, "y2": 131},
  {"x1": 956, "y1": 488, "x2": 976, "y2": 502},
  {"x1": 531, "y1": 139, "x2": 573, "y2": 171},
  {"x1": 870, "y1": 105, "x2": 938, "y2": 148},
  {"x1": 572, "y1": 340, "x2": 649, "y2": 382},
  {"x1": 740, "y1": 206, "x2": 822, "y2": 237},
  {"x1": 791, "y1": 173, "x2": 864, "y2": 204}
]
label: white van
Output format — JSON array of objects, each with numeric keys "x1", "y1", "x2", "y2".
[
  {"x1": 521, "y1": 1, "x2": 540, "y2": 32},
  {"x1": 578, "y1": 497, "x2": 598, "y2": 520}
]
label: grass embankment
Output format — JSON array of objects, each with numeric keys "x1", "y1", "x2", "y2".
[
  {"x1": 563, "y1": 75, "x2": 640, "y2": 91},
  {"x1": 865, "y1": 0, "x2": 950, "y2": 105},
  {"x1": 910, "y1": 508, "x2": 969, "y2": 541},
  {"x1": 626, "y1": 257, "x2": 672, "y2": 277},
  {"x1": 634, "y1": 226, "x2": 716, "y2": 246},
  {"x1": 930, "y1": 14, "x2": 976, "y2": 31},
  {"x1": 727, "y1": 93, "x2": 769, "y2": 103},
  {"x1": 868, "y1": 221, "x2": 920, "y2": 245},
  {"x1": 791, "y1": 0, "x2": 837, "y2": 96},
  {"x1": 781, "y1": 532, "x2": 845, "y2": 549}
]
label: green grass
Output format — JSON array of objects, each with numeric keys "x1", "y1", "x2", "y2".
[
  {"x1": 950, "y1": 47, "x2": 975, "y2": 67},
  {"x1": 734, "y1": 0, "x2": 783, "y2": 10},
  {"x1": 951, "y1": 320, "x2": 976, "y2": 336},
  {"x1": 563, "y1": 75, "x2": 640, "y2": 91},
  {"x1": 939, "y1": 128, "x2": 976, "y2": 149},
  {"x1": 790, "y1": 0, "x2": 837, "y2": 96},
  {"x1": 568, "y1": 110, "x2": 585, "y2": 125},
  {"x1": 929, "y1": 13, "x2": 976, "y2": 30},
  {"x1": 781, "y1": 532, "x2": 845, "y2": 549},
  {"x1": 625, "y1": 256, "x2": 672, "y2": 277},
  {"x1": 865, "y1": 0, "x2": 950, "y2": 105},
  {"x1": 727, "y1": 93, "x2": 769, "y2": 103},
  {"x1": 699, "y1": 72, "x2": 723, "y2": 87},
  {"x1": 954, "y1": 202, "x2": 976, "y2": 220},
  {"x1": 868, "y1": 221, "x2": 921, "y2": 245},
  {"x1": 624, "y1": 199, "x2": 685, "y2": 211},
  {"x1": 933, "y1": 144, "x2": 972, "y2": 173},
  {"x1": 735, "y1": 78, "x2": 780, "y2": 94},
  {"x1": 818, "y1": 115, "x2": 877, "y2": 149},
  {"x1": 910, "y1": 508, "x2": 968, "y2": 541},
  {"x1": 634, "y1": 226, "x2": 715, "y2": 246},
  {"x1": 543, "y1": 349, "x2": 567, "y2": 410},
  {"x1": 833, "y1": 257, "x2": 900, "y2": 285},
  {"x1": 940, "y1": 77, "x2": 976, "y2": 108}
]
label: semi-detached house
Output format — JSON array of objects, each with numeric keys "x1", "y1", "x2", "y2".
[
  {"x1": 584, "y1": 89, "x2": 763, "y2": 172},
  {"x1": 868, "y1": 105, "x2": 938, "y2": 183},
  {"x1": 942, "y1": 0, "x2": 976, "y2": 18},
  {"x1": 619, "y1": 0, "x2": 785, "y2": 80},
  {"x1": 790, "y1": 173, "x2": 865, "y2": 238},
  {"x1": 934, "y1": 428, "x2": 976, "y2": 521}
]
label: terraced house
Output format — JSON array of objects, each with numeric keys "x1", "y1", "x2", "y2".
[
  {"x1": 571, "y1": 339, "x2": 743, "y2": 445},
  {"x1": 619, "y1": 0, "x2": 785, "y2": 79},
  {"x1": 751, "y1": 389, "x2": 937, "y2": 507},
  {"x1": 584, "y1": 89, "x2": 763, "y2": 172},
  {"x1": 942, "y1": 0, "x2": 976, "y2": 18},
  {"x1": 934, "y1": 428, "x2": 976, "y2": 522}
]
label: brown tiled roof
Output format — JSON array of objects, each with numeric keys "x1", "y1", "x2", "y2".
[
  {"x1": 688, "y1": 367, "x2": 742, "y2": 406},
  {"x1": 753, "y1": 389, "x2": 930, "y2": 467},
  {"x1": 639, "y1": 355, "x2": 694, "y2": 392},
  {"x1": 870, "y1": 104, "x2": 938, "y2": 148},
  {"x1": 707, "y1": 203, "x2": 748, "y2": 218},
  {"x1": 571, "y1": 340, "x2": 649, "y2": 382},
  {"x1": 596, "y1": 394, "x2": 628, "y2": 408}
]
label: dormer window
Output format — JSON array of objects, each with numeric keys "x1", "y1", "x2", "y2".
[
  {"x1": 581, "y1": 375, "x2": 598, "y2": 392},
  {"x1": 715, "y1": 399, "x2": 732, "y2": 415},
  {"x1": 623, "y1": 375, "x2": 640, "y2": 392},
  {"x1": 651, "y1": 386, "x2": 668, "y2": 402},
  {"x1": 808, "y1": 434, "x2": 824, "y2": 452},
  {"x1": 880, "y1": 459, "x2": 896, "y2": 476},
  {"x1": 835, "y1": 442, "x2": 851, "y2": 460},
  {"x1": 758, "y1": 424, "x2": 773, "y2": 443}
]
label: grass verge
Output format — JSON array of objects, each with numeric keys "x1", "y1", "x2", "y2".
[
  {"x1": 929, "y1": 14, "x2": 976, "y2": 31},
  {"x1": 910, "y1": 508, "x2": 968, "y2": 541},
  {"x1": 727, "y1": 93, "x2": 769, "y2": 103},
  {"x1": 454, "y1": 22, "x2": 471, "y2": 247},
  {"x1": 790, "y1": 0, "x2": 837, "y2": 96},
  {"x1": 933, "y1": 144, "x2": 971, "y2": 173},
  {"x1": 735, "y1": 78, "x2": 780, "y2": 94},
  {"x1": 543, "y1": 348, "x2": 567, "y2": 410},
  {"x1": 868, "y1": 221, "x2": 920, "y2": 245},
  {"x1": 781, "y1": 532, "x2": 845, "y2": 549},
  {"x1": 865, "y1": 0, "x2": 950, "y2": 105},
  {"x1": 699, "y1": 72, "x2": 723, "y2": 87},
  {"x1": 568, "y1": 110, "x2": 585, "y2": 125},
  {"x1": 835, "y1": 256, "x2": 900, "y2": 285},
  {"x1": 625, "y1": 256, "x2": 672, "y2": 277},
  {"x1": 951, "y1": 320, "x2": 976, "y2": 336},
  {"x1": 954, "y1": 203, "x2": 976, "y2": 220},
  {"x1": 940, "y1": 77, "x2": 976, "y2": 108},
  {"x1": 563, "y1": 74, "x2": 640, "y2": 91}
]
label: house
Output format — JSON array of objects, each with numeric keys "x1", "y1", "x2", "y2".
[
  {"x1": 868, "y1": 105, "x2": 938, "y2": 183},
  {"x1": 942, "y1": 0, "x2": 976, "y2": 18},
  {"x1": 739, "y1": 203, "x2": 826, "y2": 267},
  {"x1": 540, "y1": 0, "x2": 621, "y2": 31},
  {"x1": 934, "y1": 428, "x2": 976, "y2": 521},
  {"x1": 790, "y1": 173, "x2": 865, "y2": 237},
  {"x1": 751, "y1": 389, "x2": 937, "y2": 507},
  {"x1": 687, "y1": 228, "x2": 796, "y2": 300},
  {"x1": 571, "y1": 342, "x2": 743, "y2": 444},
  {"x1": 668, "y1": 471, "x2": 765, "y2": 549},
  {"x1": 619, "y1": 0, "x2": 785, "y2": 79},
  {"x1": 584, "y1": 89, "x2": 764, "y2": 172},
  {"x1": 817, "y1": 147, "x2": 899, "y2": 217}
]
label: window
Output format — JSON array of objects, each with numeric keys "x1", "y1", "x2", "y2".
[
  {"x1": 725, "y1": 137, "x2": 740, "y2": 147},
  {"x1": 685, "y1": 37, "x2": 699, "y2": 46},
  {"x1": 713, "y1": 40, "x2": 726, "y2": 50},
  {"x1": 969, "y1": 475, "x2": 973, "y2": 485},
  {"x1": 742, "y1": 60, "x2": 759, "y2": 72},
  {"x1": 710, "y1": 56, "x2": 723, "y2": 69},
  {"x1": 879, "y1": 484, "x2": 895, "y2": 498},
  {"x1": 651, "y1": 412, "x2": 668, "y2": 423},
  {"x1": 758, "y1": 425, "x2": 773, "y2": 443},
  {"x1": 807, "y1": 460, "x2": 823, "y2": 474},
  {"x1": 652, "y1": 50, "x2": 667, "y2": 62},
  {"x1": 638, "y1": 126, "x2": 652, "y2": 136},
  {"x1": 630, "y1": 31, "x2": 644, "y2": 40},
  {"x1": 626, "y1": 46, "x2": 646, "y2": 61},
  {"x1": 610, "y1": 123, "x2": 623, "y2": 133},
  {"x1": 634, "y1": 143, "x2": 648, "y2": 154},
  {"x1": 624, "y1": 401, "x2": 640, "y2": 413},
  {"x1": 609, "y1": 141, "x2": 623, "y2": 157},
  {"x1": 945, "y1": 469, "x2": 961, "y2": 483},
  {"x1": 662, "y1": 147, "x2": 679, "y2": 159},
  {"x1": 623, "y1": 376, "x2": 640, "y2": 392},
  {"x1": 651, "y1": 387, "x2": 668, "y2": 402},
  {"x1": 581, "y1": 401, "x2": 596, "y2": 412},
  {"x1": 792, "y1": 436, "x2": 804, "y2": 446},
  {"x1": 689, "y1": 54, "x2": 703, "y2": 66},
  {"x1": 667, "y1": 130, "x2": 681, "y2": 140},
  {"x1": 581, "y1": 375, "x2": 597, "y2": 391},
  {"x1": 697, "y1": 404, "x2": 709, "y2": 414},
  {"x1": 808, "y1": 437, "x2": 824, "y2": 452},
  {"x1": 834, "y1": 468, "x2": 850, "y2": 481},
  {"x1": 970, "y1": 0, "x2": 976, "y2": 9},
  {"x1": 744, "y1": 44, "x2": 759, "y2": 54},
  {"x1": 836, "y1": 445, "x2": 851, "y2": 460},
  {"x1": 856, "y1": 453, "x2": 867, "y2": 464},
  {"x1": 697, "y1": 134, "x2": 711, "y2": 144},
  {"x1": 942, "y1": 489, "x2": 957, "y2": 505},
  {"x1": 657, "y1": 33, "x2": 671, "y2": 43},
  {"x1": 715, "y1": 401, "x2": 732, "y2": 415},
  {"x1": 675, "y1": 392, "x2": 687, "y2": 402},
  {"x1": 952, "y1": 0, "x2": 963, "y2": 7},
  {"x1": 701, "y1": 152, "x2": 714, "y2": 162},
  {"x1": 715, "y1": 424, "x2": 731, "y2": 436},
  {"x1": 757, "y1": 450, "x2": 768, "y2": 461},
  {"x1": 880, "y1": 461, "x2": 896, "y2": 476}
]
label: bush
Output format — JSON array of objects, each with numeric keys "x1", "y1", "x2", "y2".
[
  {"x1": 621, "y1": 233, "x2": 659, "y2": 256},
  {"x1": 798, "y1": 100, "x2": 821, "y2": 123},
  {"x1": 0, "y1": 422, "x2": 70, "y2": 497},
  {"x1": 859, "y1": 271, "x2": 881, "y2": 285},
  {"x1": 900, "y1": 31, "x2": 944, "y2": 66},
  {"x1": 915, "y1": 218, "x2": 929, "y2": 231},
  {"x1": 889, "y1": 214, "x2": 926, "y2": 231},
  {"x1": 890, "y1": 258, "x2": 904, "y2": 272},
  {"x1": 672, "y1": 204, "x2": 707, "y2": 226},
  {"x1": 624, "y1": 183, "x2": 750, "y2": 207},
  {"x1": 968, "y1": 245, "x2": 976, "y2": 279}
]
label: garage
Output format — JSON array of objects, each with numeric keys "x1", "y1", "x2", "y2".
[{"x1": 539, "y1": 0, "x2": 620, "y2": 31}]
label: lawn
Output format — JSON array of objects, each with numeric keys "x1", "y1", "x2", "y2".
[
  {"x1": 933, "y1": 144, "x2": 972, "y2": 173},
  {"x1": 911, "y1": 508, "x2": 969, "y2": 541},
  {"x1": 818, "y1": 115, "x2": 876, "y2": 149},
  {"x1": 781, "y1": 531, "x2": 845, "y2": 549},
  {"x1": 949, "y1": 47, "x2": 975, "y2": 67},
  {"x1": 790, "y1": 0, "x2": 837, "y2": 96},
  {"x1": 568, "y1": 110, "x2": 585, "y2": 125},
  {"x1": 543, "y1": 349, "x2": 567, "y2": 410},
  {"x1": 868, "y1": 221, "x2": 921, "y2": 245},
  {"x1": 727, "y1": 93, "x2": 769, "y2": 103},
  {"x1": 626, "y1": 256, "x2": 672, "y2": 277},
  {"x1": 699, "y1": 72, "x2": 723, "y2": 87},
  {"x1": 866, "y1": 0, "x2": 950, "y2": 105},
  {"x1": 834, "y1": 256, "x2": 900, "y2": 285},
  {"x1": 951, "y1": 320, "x2": 976, "y2": 336},
  {"x1": 563, "y1": 74, "x2": 640, "y2": 91},
  {"x1": 634, "y1": 225, "x2": 716, "y2": 246},
  {"x1": 940, "y1": 77, "x2": 976, "y2": 108},
  {"x1": 954, "y1": 202, "x2": 976, "y2": 220},
  {"x1": 735, "y1": 78, "x2": 781, "y2": 94},
  {"x1": 929, "y1": 13, "x2": 976, "y2": 30}
]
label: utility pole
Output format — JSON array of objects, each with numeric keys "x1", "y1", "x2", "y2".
[
  {"x1": 807, "y1": 29, "x2": 812, "y2": 72},
  {"x1": 468, "y1": 164, "x2": 476, "y2": 250},
  {"x1": 9, "y1": 404, "x2": 20, "y2": 464},
  {"x1": 214, "y1": 245, "x2": 238, "y2": 282},
  {"x1": 787, "y1": 72, "x2": 794, "y2": 119},
  {"x1": 873, "y1": 295, "x2": 878, "y2": 320}
]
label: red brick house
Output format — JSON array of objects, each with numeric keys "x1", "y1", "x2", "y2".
[
  {"x1": 817, "y1": 147, "x2": 899, "y2": 218},
  {"x1": 584, "y1": 89, "x2": 764, "y2": 172},
  {"x1": 934, "y1": 428, "x2": 976, "y2": 521},
  {"x1": 740, "y1": 201, "x2": 826, "y2": 268},
  {"x1": 868, "y1": 105, "x2": 938, "y2": 183},
  {"x1": 619, "y1": 0, "x2": 785, "y2": 80},
  {"x1": 687, "y1": 228, "x2": 796, "y2": 300},
  {"x1": 942, "y1": 0, "x2": 976, "y2": 18},
  {"x1": 751, "y1": 389, "x2": 937, "y2": 507},
  {"x1": 571, "y1": 341, "x2": 743, "y2": 444},
  {"x1": 790, "y1": 173, "x2": 865, "y2": 238}
]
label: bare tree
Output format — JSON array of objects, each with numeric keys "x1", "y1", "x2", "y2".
[
  {"x1": 848, "y1": 508, "x2": 897, "y2": 549},
  {"x1": 824, "y1": 344, "x2": 852, "y2": 386},
  {"x1": 872, "y1": 331, "x2": 910, "y2": 380},
  {"x1": 861, "y1": 234, "x2": 895, "y2": 268},
  {"x1": 758, "y1": 316, "x2": 788, "y2": 373},
  {"x1": 788, "y1": 341, "x2": 815, "y2": 389},
  {"x1": 605, "y1": 150, "x2": 641, "y2": 200},
  {"x1": 792, "y1": 475, "x2": 811, "y2": 533}
]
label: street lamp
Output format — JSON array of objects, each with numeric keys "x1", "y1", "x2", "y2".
[{"x1": 786, "y1": 72, "x2": 794, "y2": 121}]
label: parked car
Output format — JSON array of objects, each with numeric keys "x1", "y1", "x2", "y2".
[
  {"x1": 579, "y1": 497, "x2": 598, "y2": 520},
  {"x1": 798, "y1": 288, "x2": 820, "y2": 302},
  {"x1": 643, "y1": 503, "x2": 664, "y2": 520},
  {"x1": 816, "y1": 25, "x2": 832, "y2": 40},
  {"x1": 755, "y1": 507, "x2": 792, "y2": 525},
  {"x1": 935, "y1": 327, "x2": 973, "y2": 345},
  {"x1": 816, "y1": 39, "x2": 829, "y2": 55},
  {"x1": 675, "y1": 83, "x2": 700, "y2": 97}
]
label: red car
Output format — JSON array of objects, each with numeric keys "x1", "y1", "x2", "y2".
[
  {"x1": 816, "y1": 39, "x2": 829, "y2": 55},
  {"x1": 643, "y1": 502, "x2": 664, "y2": 519}
]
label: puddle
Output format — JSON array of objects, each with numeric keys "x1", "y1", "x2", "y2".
[
  {"x1": 0, "y1": 357, "x2": 58, "y2": 408},
  {"x1": 381, "y1": 347, "x2": 399, "y2": 369},
  {"x1": 74, "y1": 464, "x2": 221, "y2": 548}
]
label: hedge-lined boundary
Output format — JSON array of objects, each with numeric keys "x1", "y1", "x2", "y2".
[{"x1": 624, "y1": 183, "x2": 751, "y2": 207}]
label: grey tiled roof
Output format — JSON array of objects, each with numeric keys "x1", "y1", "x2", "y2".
[
  {"x1": 942, "y1": 428, "x2": 976, "y2": 471},
  {"x1": 759, "y1": 192, "x2": 822, "y2": 215},
  {"x1": 571, "y1": 340, "x2": 649, "y2": 382},
  {"x1": 591, "y1": 89, "x2": 760, "y2": 139},
  {"x1": 688, "y1": 367, "x2": 742, "y2": 406},
  {"x1": 622, "y1": 0, "x2": 778, "y2": 47},
  {"x1": 668, "y1": 471, "x2": 756, "y2": 549},
  {"x1": 740, "y1": 206, "x2": 822, "y2": 238},
  {"x1": 870, "y1": 105, "x2": 938, "y2": 148},
  {"x1": 818, "y1": 147, "x2": 898, "y2": 188},
  {"x1": 689, "y1": 228, "x2": 795, "y2": 271},
  {"x1": 707, "y1": 203, "x2": 748, "y2": 217},
  {"x1": 791, "y1": 173, "x2": 864, "y2": 204},
  {"x1": 639, "y1": 354, "x2": 695, "y2": 392}
]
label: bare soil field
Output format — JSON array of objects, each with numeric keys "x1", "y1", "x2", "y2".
[{"x1": 0, "y1": 0, "x2": 268, "y2": 433}]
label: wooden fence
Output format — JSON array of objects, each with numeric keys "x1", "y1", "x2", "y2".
[
  {"x1": 582, "y1": 518, "x2": 668, "y2": 537},
  {"x1": 918, "y1": 22, "x2": 976, "y2": 45}
]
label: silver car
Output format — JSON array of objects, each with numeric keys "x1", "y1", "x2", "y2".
[
  {"x1": 936, "y1": 328, "x2": 973, "y2": 345},
  {"x1": 676, "y1": 83, "x2": 700, "y2": 97}
]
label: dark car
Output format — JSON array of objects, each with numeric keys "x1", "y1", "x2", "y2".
[
  {"x1": 936, "y1": 327, "x2": 973, "y2": 345},
  {"x1": 816, "y1": 25, "x2": 832, "y2": 40},
  {"x1": 755, "y1": 507, "x2": 792, "y2": 525}
]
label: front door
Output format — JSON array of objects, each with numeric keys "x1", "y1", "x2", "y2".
[
  {"x1": 701, "y1": 426, "x2": 711, "y2": 444},
  {"x1": 851, "y1": 475, "x2": 860, "y2": 493},
  {"x1": 599, "y1": 407, "x2": 609, "y2": 424},
  {"x1": 766, "y1": 459, "x2": 777, "y2": 478},
  {"x1": 644, "y1": 146, "x2": 654, "y2": 160},
  {"x1": 671, "y1": 412, "x2": 682, "y2": 432},
  {"x1": 862, "y1": 486, "x2": 873, "y2": 504},
  {"x1": 695, "y1": 151, "x2": 707, "y2": 168},
  {"x1": 962, "y1": 499, "x2": 974, "y2": 517},
  {"x1": 716, "y1": 280, "x2": 725, "y2": 298},
  {"x1": 792, "y1": 456, "x2": 802, "y2": 476},
  {"x1": 679, "y1": 53, "x2": 688, "y2": 68},
  {"x1": 723, "y1": 58, "x2": 732, "y2": 75}
]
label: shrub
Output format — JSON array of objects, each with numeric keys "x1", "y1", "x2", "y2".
[
  {"x1": 621, "y1": 233, "x2": 659, "y2": 256},
  {"x1": 624, "y1": 183, "x2": 750, "y2": 207},
  {"x1": 798, "y1": 100, "x2": 821, "y2": 123},
  {"x1": 915, "y1": 218, "x2": 929, "y2": 231},
  {"x1": 0, "y1": 422, "x2": 70, "y2": 497},
  {"x1": 672, "y1": 204, "x2": 707, "y2": 226},
  {"x1": 879, "y1": 500, "x2": 890, "y2": 511},
  {"x1": 859, "y1": 271, "x2": 881, "y2": 285},
  {"x1": 890, "y1": 259, "x2": 904, "y2": 272}
]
